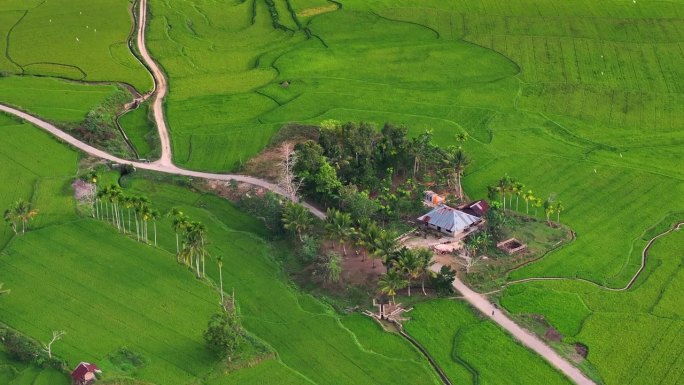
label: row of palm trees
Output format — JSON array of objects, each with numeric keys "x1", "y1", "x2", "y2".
[
  {"x1": 94, "y1": 184, "x2": 160, "y2": 244},
  {"x1": 490, "y1": 175, "x2": 565, "y2": 225},
  {"x1": 170, "y1": 209, "x2": 209, "y2": 279},
  {"x1": 3, "y1": 200, "x2": 38, "y2": 235}
]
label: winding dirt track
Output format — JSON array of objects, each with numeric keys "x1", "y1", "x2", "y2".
[{"x1": 0, "y1": 1, "x2": 606, "y2": 384}]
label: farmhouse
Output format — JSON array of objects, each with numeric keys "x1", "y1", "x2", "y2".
[
  {"x1": 70, "y1": 362, "x2": 101, "y2": 385},
  {"x1": 417, "y1": 204, "x2": 483, "y2": 237}
]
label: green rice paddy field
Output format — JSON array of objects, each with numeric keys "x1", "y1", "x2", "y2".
[{"x1": 1, "y1": 0, "x2": 684, "y2": 384}]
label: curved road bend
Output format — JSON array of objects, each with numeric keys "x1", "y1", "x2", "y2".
[
  {"x1": 136, "y1": 0, "x2": 172, "y2": 167},
  {"x1": 0, "y1": 105, "x2": 324, "y2": 219},
  {"x1": 2, "y1": 1, "x2": 593, "y2": 383}
]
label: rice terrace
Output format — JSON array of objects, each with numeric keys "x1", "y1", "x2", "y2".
[{"x1": 0, "y1": 0, "x2": 682, "y2": 384}]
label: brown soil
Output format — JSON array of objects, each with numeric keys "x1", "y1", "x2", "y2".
[
  {"x1": 203, "y1": 179, "x2": 266, "y2": 202},
  {"x1": 342, "y1": 252, "x2": 386, "y2": 286}
]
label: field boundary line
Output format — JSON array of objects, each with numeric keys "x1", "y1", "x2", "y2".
[{"x1": 504, "y1": 221, "x2": 684, "y2": 292}]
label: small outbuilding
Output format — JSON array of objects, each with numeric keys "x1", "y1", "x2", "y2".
[
  {"x1": 417, "y1": 204, "x2": 482, "y2": 237},
  {"x1": 70, "y1": 362, "x2": 101, "y2": 385}
]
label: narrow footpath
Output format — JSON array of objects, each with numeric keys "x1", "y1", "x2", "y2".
[{"x1": 0, "y1": 1, "x2": 597, "y2": 384}]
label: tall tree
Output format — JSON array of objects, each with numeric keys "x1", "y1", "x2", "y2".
[
  {"x1": 170, "y1": 208, "x2": 189, "y2": 256},
  {"x1": 393, "y1": 248, "x2": 420, "y2": 297},
  {"x1": 414, "y1": 248, "x2": 434, "y2": 295},
  {"x1": 372, "y1": 229, "x2": 398, "y2": 268},
  {"x1": 555, "y1": 201, "x2": 564, "y2": 223},
  {"x1": 443, "y1": 146, "x2": 470, "y2": 200},
  {"x1": 523, "y1": 190, "x2": 534, "y2": 215},
  {"x1": 13, "y1": 200, "x2": 38, "y2": 234},
  {"x1": 150, "y1": 209, "x2": 160, "y2": 246},
  {"x1": 377, "y1": 269, "x2": 408, "y2": 304},
  {"x1": 282, "y1": 202, "x2": 313, "y2": 242},
  {"x1": 217, "y1": 256, "x2": 225, "y2": 306},
  {"x1": 512, "y1": 182, "x2": 524, "y2": 211},
  {"x1": 325, "y1": 208, "x2": 353, "y2": 255},
  {"x1": 543, "y1": 198, "x2": 556, "y2": 226}
]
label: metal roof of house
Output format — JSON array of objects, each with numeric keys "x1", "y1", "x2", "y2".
[{"x1": 417, "y1": 204, "x2": 481, "y2": 233}]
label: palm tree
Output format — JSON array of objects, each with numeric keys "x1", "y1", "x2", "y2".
[
  {"x1": 523, "y1": 190, "x2": 534, "y2": 215},
  {"x1": 86, "y1": 172, "x2": 99, "y2": 219},
  {"x1": 135, "y1": 196, "x2": 151, "y2": 242},
  {"x1": 495, "y1": 175, "x2": 511, "y2": 210},
  {"x1": 512, "y1": 182, "x2": 524, "y2": 211},
  {"x1": 543, "y1": 199, "x2": 556, "y2": 226},
  {"x1": 325, "y1": 208, "x2": 353, "y2": 255},
  {"x1": 455, "y1": 132, "x2": 468, "y2": 147},
  {"x1": 186, "y1": 221, "x2": 208, "y2": 278},
  {"x1": 13, "y1": 200, "x2": 38, "y2": 234},
  {"x1": 378, "y1": 269, "x2": 408, "y2": 304},
  {"x1": 443, "y1": 147, "x2": 470, "y2": 200},
  {"x1": 217, "y1": 256, "x2": 225, "y2": 305},
  {"x1": 4, "y1": 209, "x2": 18, "y2": 234},
  {"x1": 150, "y1": 209, "x2": 160, "y2": 246},
  {"x1": 372, "y1": 229, "x2": 398, "y2": 268},
  {"x1": 555, "y1": 201, "x2": 564, "y2": 223},
  {"x1": 394, "y1": 248, "x2": 420, "y2": 297},
  {"x1": 356, "y1": 218, "x2": 377, "y2": 261},
  {"x1": 170, "y1": 208, "x2": 189, "y2": 256},
  {"x1": 282, "y1": 202, "x2": 312, "y2": 242},
  {"x1": 414, "y1": 248, "x2": 434, "y2": 295},
  {"x1": 533, "y1": 197, "x2": 543, "y2": 217}
]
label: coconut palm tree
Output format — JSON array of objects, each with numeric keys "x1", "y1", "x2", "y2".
[
  {"x1": 217, "y1": 256, "x2": 225, "y2": 305},
  {"x1": 443, "y1": 147, "x2": 470, "y2": 200},
  {"x1": 372, "y1": 229, "x2": 398, "y2": 268},
  {"x1": 134, "y1": 196, "x2": 151, "y2": 242},
  {"x1": 282, "y1": 202, "x2": 313, "y2": 242},
  {"x1": 512, "y1": 182, "x2": 524, "y2": 211},
  {"x1": 393, "y1": 248, "x2": 420, "y2": 297},
  {"x1": 543, "y1": 199, "x2": 556, "y2": 226},
  {"x1": 325, "y1": 208, "x2": 353, "y2": 255},
  {"x1": 555, "y1": 201, "x2": 564, "y2": 223},
  {"x1": 170, "y1": 208, "x2": 189, "y2": 256},
  {"x1": 378, "y1": 269, "x2": 408, "y2": 304},
  {"x1": 13, "y1": 200, "x2": 38, "y2": 234},
  {"x1": 495, "y1": 175, "x2": 512, "y2": 210},
  {"x1": 414, "y1": 248, "x2": 434, "y2": 295},
  {"x1": 523, "y1": 190, "x2": 534, "y2": 215},
  {"x1": 150, "y1": 209, "x2": 160, "y2": 246},
  {"x1": 185, "y1": 221, "x2": 208, "y2": 278},
  {"x1": 455, "y1": 132, "x2": 468, "y2": 148},
  {"x1": 533, "y1": 197, "x2": 543, "y2": 217}
]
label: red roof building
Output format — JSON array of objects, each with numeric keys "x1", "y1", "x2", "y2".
[
  {"x1": 458, "y1": 200, "x2": 490, "y2": 218},
  {"x1": 70, "y1": 362, "x2": 101, "y2": 385}
]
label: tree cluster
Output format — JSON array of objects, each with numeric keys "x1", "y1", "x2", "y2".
[
  {"x1": 487, "y1": 174, "x2": 564, "y2": 226},
  {"x1": 204, "y1": 306, "x2": 245, "y2": 360},
  {"x1": 3, "y1": 199, "x2": 38, "y2": 235},
  {"x1": 170, "y1": 208, "x2": 209, "y2": 279},
  {"x1": 292, "y1": 122, "x2": 472, "y2": 222}
]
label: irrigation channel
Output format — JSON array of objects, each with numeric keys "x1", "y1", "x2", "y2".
[{"x1": 0, "y1": 1, "x2": 622, "y2": 384}]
